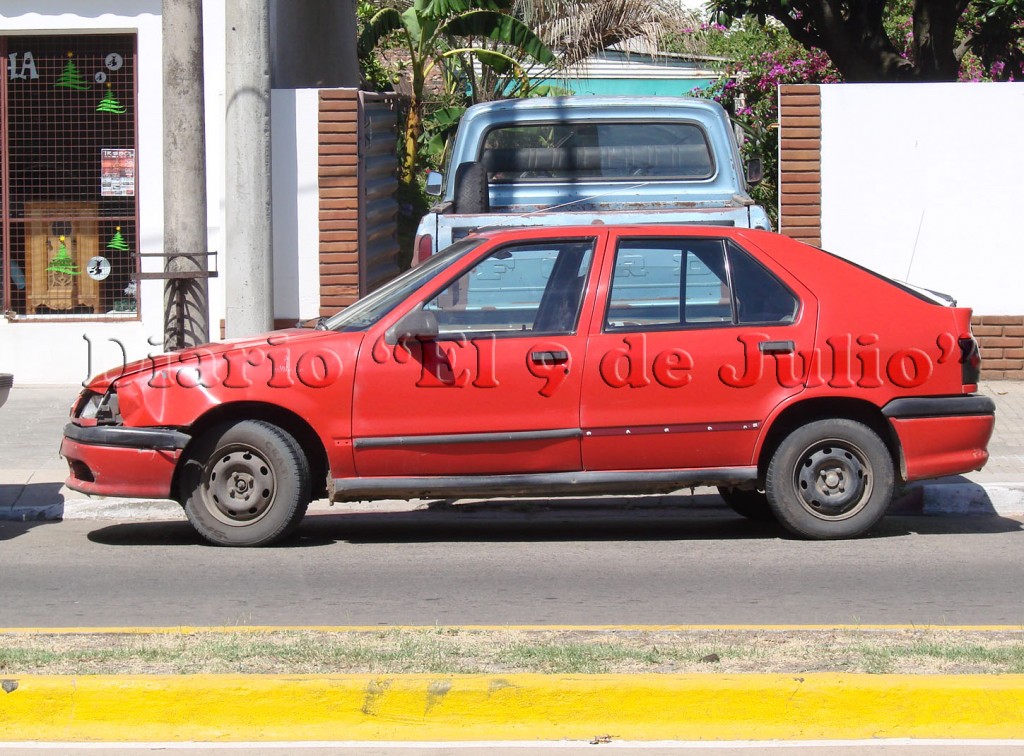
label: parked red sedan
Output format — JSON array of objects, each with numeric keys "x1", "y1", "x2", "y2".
[{"x1": 62, "y1": 226, "x2": 994, "y2": 545}]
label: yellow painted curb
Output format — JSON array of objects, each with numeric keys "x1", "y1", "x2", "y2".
[{"x1": 1, "y1": 673, "x2": 1023, "y2": 742}]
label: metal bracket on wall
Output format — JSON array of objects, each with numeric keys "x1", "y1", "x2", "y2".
[{"x1": 135, "y1": 251, "x2": 219, "y2": 280}]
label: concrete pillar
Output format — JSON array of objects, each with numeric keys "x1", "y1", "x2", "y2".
[
  {"x1": 162, "y1": 0, "x2": 210, "y2": 350},
  {"x1": 225, "y1": 0, "x2": 274, "y2": 338}
]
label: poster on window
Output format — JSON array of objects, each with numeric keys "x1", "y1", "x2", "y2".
[{"x1": 100, "y1": 149, "x2": 135, "y2": 197}]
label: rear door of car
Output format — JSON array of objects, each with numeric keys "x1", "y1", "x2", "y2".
[{"x1": 579, "y1": 229, "x2": 818, "y2": 471}]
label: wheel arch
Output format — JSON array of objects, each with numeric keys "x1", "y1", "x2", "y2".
[
  {"x1": 755, "y1": 397, "x2": 902, "y2": 482},
  {"x1": 172, "y1": 402, "x2": 330, "y2": 503}
]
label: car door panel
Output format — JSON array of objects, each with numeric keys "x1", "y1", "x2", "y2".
[
  {"x1": 352, "y1": 237, "x2": 601, "y2": 478},
  {"x1": 580, "y1": 232, "x2": 817, "y2": 471}
]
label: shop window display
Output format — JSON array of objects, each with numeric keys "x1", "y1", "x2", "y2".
[{"x1": 1, "y1": 35, "x2": 138, "y2": 318}]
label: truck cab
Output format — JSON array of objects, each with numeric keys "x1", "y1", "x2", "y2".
[{"x1": 414, "y1": 96, "x2": 769, "y2": 262}]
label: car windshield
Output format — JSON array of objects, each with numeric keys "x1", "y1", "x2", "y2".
[{"x1": 323, "y1": 238, "x2": 484, "y2": 332}]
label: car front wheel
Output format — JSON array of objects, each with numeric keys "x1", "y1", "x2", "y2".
[
  {"x1": 180, "y1": 420, "x2": 311, "y2": 547},
  {"x1": 765, "y1": 419, "x2": 894, "y2": 540}
]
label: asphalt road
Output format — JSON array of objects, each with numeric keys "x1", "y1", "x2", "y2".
[{"x1": 2, "y1": 498, "x2": 1023, "y2": 627}]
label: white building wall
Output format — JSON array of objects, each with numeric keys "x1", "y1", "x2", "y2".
[
  {"x1": 271, "y1": 88, "x2": 321, "y2": 323},
  {"x1": 0, "y1": 1, "x2": 229, "y2": 384},
  {"x1": 819, "y1": 83, "x2": 1024, "y2": 315}
]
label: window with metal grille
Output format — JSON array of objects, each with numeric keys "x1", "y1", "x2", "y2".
[{"x1": 1, "y1": 34, "x2": 139, "y2": 319}]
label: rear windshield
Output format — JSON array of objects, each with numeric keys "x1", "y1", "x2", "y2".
[{"x1": 480, "y1": 121, "x2": 714, "y2": 183}]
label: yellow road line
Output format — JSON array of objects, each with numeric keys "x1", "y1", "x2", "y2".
[{"x1": 1, "y1": 673, "x2": 1023, "y2": 742}]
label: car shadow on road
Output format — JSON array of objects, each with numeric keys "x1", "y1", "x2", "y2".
[
  {"x1": 0, "y1": 483, "x2": 64, "y2": 540},
  {"x1": 85, "y1": 492, "x2": 1024, "y2": 548}
]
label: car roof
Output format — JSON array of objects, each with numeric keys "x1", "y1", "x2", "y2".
[{"x1": 469, "y1": 224, "x2": 762, "y2": 242}]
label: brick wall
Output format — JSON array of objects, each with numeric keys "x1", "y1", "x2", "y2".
[
  {"x1": 318, "y1": 90, "x2": 360, "y2": 317},
  {"x1": 973, "y1": 316, "x2": 1024, "y2": 380},
  {"x1": 778, "y1": 84, "x2": 821, "y2": 247}
]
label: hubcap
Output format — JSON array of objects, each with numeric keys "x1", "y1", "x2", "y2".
[
  {"x1": 203, "y1": 447, "x2": 276, "y2": 526},
  {"x1": 794, "y1": 442, "x2": 871, "y2": 521}
]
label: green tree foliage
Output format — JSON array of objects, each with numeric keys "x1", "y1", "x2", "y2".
[
  {"x1": 358, "y1": 0, "x2": 553, "y2": 183},
  {"x1": 709, "y1": 0, "x2": 1024, "y2": 82},
  {"x1": 675, "y1": 20, "x2": 839, "y2": 226}
]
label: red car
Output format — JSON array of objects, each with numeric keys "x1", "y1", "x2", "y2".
[{"x1": 62, "y1": 226, "x2": 994, "y2": 546}]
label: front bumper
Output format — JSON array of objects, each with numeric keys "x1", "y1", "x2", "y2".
[
  {"x1": 61, "y1": 423, "x2": 190, "y2": 499},
  {"x1": 882, "y1": 395, "x2": 996, "y2": 481}
]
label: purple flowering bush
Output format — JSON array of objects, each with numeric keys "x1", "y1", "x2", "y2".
[{"x1": 686, "y1": 26, "x2": 840, "y2": 225}]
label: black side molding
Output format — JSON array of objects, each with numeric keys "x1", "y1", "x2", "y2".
[
  {"x1": 881, "y1": 395, "x2": 995, "y2": 419},
  {"x1": 332, "y1": 467, "x2": 758, "y2": 502},
  {"x1": 63, "y1": 423, "x2": 191, "y2": 451}
]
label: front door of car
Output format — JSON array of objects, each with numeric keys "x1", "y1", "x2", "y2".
[
  {"x1": 580, "y1": 232, "x2": 817, "y2": 471},
  {"x1": 352, "y1": 236, "x2": 600, "y2": 478}
]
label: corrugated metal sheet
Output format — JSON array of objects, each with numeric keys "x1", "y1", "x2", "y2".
[{"x1": 358, "y1": 92, "x2": 401, "y2": 296}]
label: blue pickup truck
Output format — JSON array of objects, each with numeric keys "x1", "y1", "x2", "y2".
[{"x1": 413, "y1": 96, "x2": 770, "y2": 262}]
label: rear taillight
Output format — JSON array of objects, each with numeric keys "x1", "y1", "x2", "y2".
[
  {"x1": 414, "y1": 233, "x2": 433, "y2": 265},
  {"x1": 959, "y1": 336, "x2": 981, "y2": 386}
]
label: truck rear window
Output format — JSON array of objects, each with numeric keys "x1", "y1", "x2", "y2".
[{"x1": 480, "y1": 122, "x2": 714, "y2": 183}]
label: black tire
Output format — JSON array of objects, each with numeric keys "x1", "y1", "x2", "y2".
[
  {"x1": 765, "y1": 419, "x2": 894, "y2": 540},
  {"x1": 717, "y1": 486, "x2": 776, "y2": 522},
  {"x1": 452, "y1": 161, "x2": 489, "y2": 214},
  {"x1": 179, "y1": 420, "x2": 311, "y2": 547}
]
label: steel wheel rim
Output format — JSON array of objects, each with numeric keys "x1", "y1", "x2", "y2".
[
  {"x1": 202, "y1": 445, "x2": 276, "y2": 527},
  {"x1": 792, "y1": 439, "x2": 872, "y2": 521}
]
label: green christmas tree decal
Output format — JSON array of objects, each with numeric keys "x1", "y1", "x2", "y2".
[
  {"x1": 97, "y1": 84, "x2": 127, "y2": 114},
  {"x1": 107, "y1": 226, "x2": 129, "y2": 251},
  {"x1": 46, "y1": 236, "x2": 80, "y2": 275},
  {"x1": 55, "y1": 52, "x2": 89, "y2": 90}
]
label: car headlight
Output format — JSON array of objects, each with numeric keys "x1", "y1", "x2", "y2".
[{"x1": 75, "y1": 389, "x2": 120, "y2": 423}]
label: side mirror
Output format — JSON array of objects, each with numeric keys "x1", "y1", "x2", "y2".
[
  {"x1": 384, "y1": 309, "x2": 439, "y2": 345},
  {"x1": 425, "y1": 171, "x2": 443, "y2": 196},
  {"x1": 746, "y1": 158, "x2": 764, "y2": 185}
]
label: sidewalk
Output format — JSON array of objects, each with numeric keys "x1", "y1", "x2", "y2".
[{"x1": 2, "y1": 382, "x2": 1022, "y2": 522}]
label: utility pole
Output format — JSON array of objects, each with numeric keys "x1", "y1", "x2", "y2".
[
  {"x1": 225, "y1": 0, "x2": 274, "y2": 338},
  {"x1": 162, "y1": 0, "x2": 211, "y2": 350}
]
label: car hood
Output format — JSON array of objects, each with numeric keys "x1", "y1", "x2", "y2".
[{"x1": 85, "y1": 328, "x2": 340, "y2": 392}]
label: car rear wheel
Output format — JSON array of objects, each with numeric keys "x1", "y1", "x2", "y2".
[
  {"x1": 180, "y1": 420, "x2": 311, "y2": 547},
  {"x1": 717, "y1": 486, "x2": 776, "y2": 522},
  {"x1": 765, "y1": 419, "x2": 894, "y2": 540}
]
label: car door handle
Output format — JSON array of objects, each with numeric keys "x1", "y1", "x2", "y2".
[
  {"x1": 531, "y1": 350, "x2": 569, "y2": 365},
  {"x1": 758, "y1": 340, "x2": 795, "y2": 355}
]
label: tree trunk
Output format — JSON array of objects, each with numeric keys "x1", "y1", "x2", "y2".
[
  {"x1": 401, "y1": 102, "x2": 423, "y2": 185},
  {"x1": 779, "y1": 0, "x2": 962, "y2": 82},
  {"x1": 912, "y1": 0, "x2": 962, "y2": 81}
]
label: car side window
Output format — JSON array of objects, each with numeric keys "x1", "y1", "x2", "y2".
[
  {"x1": 423, "y1": 240, "x2": 595, "y2": 336},
  {"x1": 728, "y1": 243, "x2": 798, "y2": 325},
  {"x1": 605, "y1": 238, "x2": 798, "y2": 331},
  {"x1": 605, "y1": 239, "x2": 732, "y2": 330}
]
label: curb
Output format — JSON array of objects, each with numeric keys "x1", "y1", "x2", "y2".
[
  {"x1": 2, "y1": 481, "x2": 1024, "y2": 522},
  {"x1": 2, "y1": 672, "x2": 1024, "y2": 742}
]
